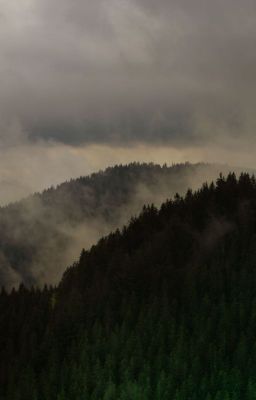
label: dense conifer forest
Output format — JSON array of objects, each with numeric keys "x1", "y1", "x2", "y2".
[{"x1": 2, "y1": 172, "x2": 256, "y2": 398}]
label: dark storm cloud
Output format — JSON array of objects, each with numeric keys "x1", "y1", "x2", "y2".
[{"x1": 0, "y1": 0, "x2": 256, "y2": 147}]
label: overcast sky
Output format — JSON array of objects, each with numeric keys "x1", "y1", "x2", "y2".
[{"x1": 0, "y1": 0, "x2": 256, "y2": 203}]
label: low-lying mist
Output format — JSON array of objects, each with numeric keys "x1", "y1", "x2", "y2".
[{"x1": 0, "y1": 162, "x2": 252, "y2": 290}]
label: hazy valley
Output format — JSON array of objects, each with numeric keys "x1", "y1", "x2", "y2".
[{"x1": 0, "y1": 162, "x2": 244, "y2": 290}]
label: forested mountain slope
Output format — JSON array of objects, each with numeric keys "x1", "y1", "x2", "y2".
[
  {"x1": 0, "y1": 162, "x2": 237, "y2": 289},
  {"x1": 1, "y1": 173, "x2": 256, "y2": 399}
]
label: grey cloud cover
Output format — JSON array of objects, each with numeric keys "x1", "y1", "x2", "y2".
[{"x1": 1, "y1": 0, "x2": 256, "y2": 147}]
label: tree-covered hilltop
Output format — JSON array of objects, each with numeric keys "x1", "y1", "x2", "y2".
[
  {"x1": 0, "y1": 162, "x2": 234, "y2": 289},
  {"x1": 2, "y1": 173, "x2": 256, "y2": 399}
]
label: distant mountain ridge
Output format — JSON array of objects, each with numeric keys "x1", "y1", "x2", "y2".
[{"x1": 0, "y1": 162, "x2": 251, "y2": 289}]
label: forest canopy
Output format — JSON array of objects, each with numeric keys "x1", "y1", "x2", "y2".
[{"x1": 1, "y1": 172, "x2": 256, "y2": 398}]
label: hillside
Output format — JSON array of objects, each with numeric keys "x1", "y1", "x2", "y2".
[
  {"x1": 1, "y1": 172, "x2": 256, "y2": 399},
  {"x1": 0, "y1": 162, "x2": 237, "y2": 289}
]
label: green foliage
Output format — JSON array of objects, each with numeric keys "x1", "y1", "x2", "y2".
[{"x1": 1, "y1": 172, "x2": 256, "y2": 398}]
